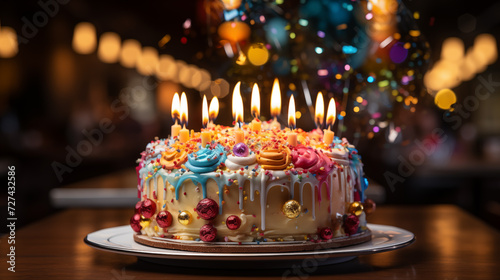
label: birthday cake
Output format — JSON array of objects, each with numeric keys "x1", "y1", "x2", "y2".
[{"x1": 130, "y1": 123, "x2": 376, "y2": 253}]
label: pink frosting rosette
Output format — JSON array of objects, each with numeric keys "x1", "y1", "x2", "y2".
[{"x1": 291, "y1": 145, "x2": 335, "y2": 182}]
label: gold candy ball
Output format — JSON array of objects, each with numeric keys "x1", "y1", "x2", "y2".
[
  {"x1": 139, "y1": 216, "x2": 151, "y2": 228},
  {"x1": 348, "y1": 201, "x2": 364, "y2": 216},
  {"x1": 282, "y1": 200, "x2": 302, "y2": 219},
  {"x1": 178, "y1": 211, "x2": 193, "y2": 225}
]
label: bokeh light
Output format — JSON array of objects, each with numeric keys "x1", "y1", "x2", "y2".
[
  {"x1": 120, "y1": 39, "x2": 142, "y2": 68},
  {"x1": 247, "y1": 43, "x2": 269, "y2": 66},
  {"x1": 97, "y1": 32, "x2": 121, "y2": 63},
  {"x1": 434, "y1": 88, "x2": 457, "y2": 110},
  {"x1": 72, "y1": 22, "x2": 97, "y2": 55},
  {"x1": 0, "y1": 26, "x2": 18, "y2": 58},
  {"x1": 136, "y1": 46, "x2": 159, "y2": 76}
]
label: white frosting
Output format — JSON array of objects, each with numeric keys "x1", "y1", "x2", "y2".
[
  {"x1": 323, "y1": 148, "x2": 349, "y2": 165},
  {"x1": 225, "y1": 154, "x2": 257, "y2": 170}
]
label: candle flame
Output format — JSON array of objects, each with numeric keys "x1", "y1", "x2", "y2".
[
  {"x1": 326, "y1": 97, "x2": 336, "y2": 130},
  {"x1": 270, "y1": 78, "x2": 281, "y2": 118},
  {"x1": 315, "y1": 92, "x2": 324, "y2": 129},
  {"x1": 180, "y1": 92, "x2": 188, "y2": 127},
  {"x1": 209, "y1": 96, "x2": 219, "y2": 122},
  {"x1": 202, "y1": 95, "x2": 208, "y2": 128},
  {"x1": 171, "y1": 92, "x2": 180, "y2": 123},
  {"x1": 288, "y1": 95, "x2": 296, "y2": 129},
  {"x1": 251, "y1": 83, "x2": 260, "y2": 119},
  {"x1": 232, "y1": 82, "x2": 244, "y2": 125}
]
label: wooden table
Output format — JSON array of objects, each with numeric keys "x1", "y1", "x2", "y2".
[{"x1": 1, "y1": 205, "x2": 499, "y2": 279}]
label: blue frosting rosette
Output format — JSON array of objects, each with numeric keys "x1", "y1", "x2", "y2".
[{"x1": 185, "y1": 144, "x2": 227, "y2": 173}]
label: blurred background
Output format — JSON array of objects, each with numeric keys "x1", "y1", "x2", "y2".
[{"x1": 0, "y1": 0, "x2": 499, "y2": 232}]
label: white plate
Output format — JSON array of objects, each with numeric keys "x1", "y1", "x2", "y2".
[{"x1": 85, "y1": 223, "x2": 414, "y2": 268}]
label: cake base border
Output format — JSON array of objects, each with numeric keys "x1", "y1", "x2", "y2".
[{"x1": 133, "y1": 229, "x2": 372, "y2": 253}]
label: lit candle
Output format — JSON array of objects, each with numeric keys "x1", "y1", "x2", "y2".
[
  {"x1": 323, "y1": 97, "x2": 336, "y2": 145},
  {"x1": 287, "y1": 95, "x2": 297, "y2": 146},
  {"x1": 171, "y1": 92, "x2": 181, "y2": 139},
  {"x1": 232, "y1": 82, "x2": 245, "y2": 144},
  {"x1": 315, "y1": 91, "x2": 324, "y2": 130},
  {"x1": 208, "y1": 96, "x2": 219, "y2": 128},
  {"x1": 270, "y1": 78, "x2": 281, "y2": 130},
  {"x1": 201, "y1": 95, "x2": 211, "y2": 148},
  {"x1": 250, "y1": 83, "x2": 261, "y2": 132},
  {"x1": 179, "y1": 92, "x2": 190, "y2": 143}
]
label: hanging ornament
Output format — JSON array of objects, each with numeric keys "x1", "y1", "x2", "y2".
[
  {"x1": 156, "y1": 210, "x2": 173, "y2": 228},
  {"x1": 195, "y1": 198, "x2": 219, "y2": 220},
  {"x1": 282, "y1": 200, "x2": 301, "y2": 219},
  {"x1": 218, "y1": 21, "x2": 251, "y2": 43},
  {"x1": 130, "y1": 213, "x2": 142, "y2": 232},
  {"x1": 178, "y1": 211, "x2": 194, "y2": 225},
  {"x1": 140, "y1": 199, "x2": 157, "y2": 219},
  {"x1": 199, "y1": 224, "x2": 217, "y2": 242},
  {"x1": 226, "y1": 215, "x2": 242, "y2": 230},
  {"x1": 348, "y1": 201, "x2": 364, "y2": 216},
  {"x1": 221, "y1": 0, "x2": 242, "y2": 10}
]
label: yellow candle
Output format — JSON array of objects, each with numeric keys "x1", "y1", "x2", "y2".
[
  {"x1": 234, "y1": 128, "x2": 244, "y2": 144},
  {"x1": 323, "y1": 129, "x2": 334, "y2": 145},
  {"x1": 251, "y1": 83, "x2": 261, "y2": 133},
  {"x1": 324, "y1": 97, "x2": 336, "y2": 145},
  {"x1": 287, "y1": 95, "x2": 297, "y2": 146},
  {"x1": 232, "y1": 81, "x2": 245, "y2": 143},
  {"x1": 171, "y1": 123, "x2": 181, "y2": 139},
  {"x1": 209, "y1": 97, "x2": 219, "y2": 127},
  {"x1": 287, "y1": 132, "x2": 297, "y2": 146},
  {"x1": 201, "y1": 131, "x2": 211, "y2": 147},
  {"x1": 179, "y1": 127, "x2": 189, "y2": 143},
  {"x1": 270, "y1": 78, "x2": 281, "y2": 124},
  {"x1": 179, "y1": 92, "x2": 189, "y2": 143},
  {"x1": 171, "y1": 92, "x2": 181, "y2": 139},
  {"x1": 251, "y1": 119, "x2": 261, "y2": 132}
]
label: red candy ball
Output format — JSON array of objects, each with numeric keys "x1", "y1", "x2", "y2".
[
  {"x1": 156, "y1": 210, "x2": 173, "y2": 228},
  {"x1": 226, "y1": 215, "x2": 242, "y2": 230},
  {"x1": 130, "y1": 213, "x2": 142, "y2": 232},
  {"x1": 140, "y1": 199, "x2": 157, "y2": 219},
  {"x1": 134, "y1": 201, "x2": 142, "y2": 214},
  {"x1": 320, "y1": 227, "x2": 333, "y2": 240},
  {"x1": 343, "y1": 214, "x2": 360, "y2": 236},
  {"x1": 199, "y1": 224, "x2": 217, "y2": 242},
  {"x1": 363, "y1": 198, "x2": 376, "y2": 215},
  {"x1": 195, "y1": 198, "x2": 219, "y2": 220}
]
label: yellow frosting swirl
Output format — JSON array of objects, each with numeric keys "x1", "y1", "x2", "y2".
[
  {"x1": 160, "y1": 147, "x2": 188, "y2": 169},
  {"x1": 256, "y1": 147, "x2": 291, "y2": 170}
]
